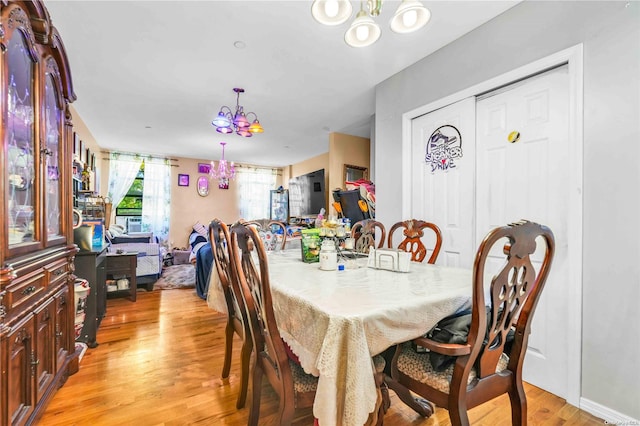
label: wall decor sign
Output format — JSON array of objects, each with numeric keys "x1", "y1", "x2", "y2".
[
  {"x1": 218, "y1": 177, "x2": 229, "y2": 190},
  {"x1": 425, "y1": 125, "x2": 463, "y2": 172},
  {"x1": 178, "y1": 174, "x2": 190, "y2": 187},
  {"x1": 198, "y1": 163, "x2": 211, "y2": 174}
]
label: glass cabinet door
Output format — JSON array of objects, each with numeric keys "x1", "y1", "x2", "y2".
[
  {"x1": 5, "y1": 28, "x2": 37, "y2": 247},
  {"x1": 43, "y1": 68, "x2": 63, "y2": 243}
]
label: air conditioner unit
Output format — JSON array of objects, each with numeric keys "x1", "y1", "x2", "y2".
[{"x1": 127, "y1": 217, "x2": 142, "y2": 233}]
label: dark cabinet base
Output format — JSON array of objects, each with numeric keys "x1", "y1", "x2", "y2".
[{"x1": 74, "y1": 245, "x2": 108, "y2": 348}]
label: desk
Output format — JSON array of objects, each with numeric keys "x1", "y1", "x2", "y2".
[{"x1": 207, "y1": 251, "x2": 472, "y2": 426}]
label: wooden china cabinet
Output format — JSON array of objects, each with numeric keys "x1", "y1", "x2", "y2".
[{"x1": 0, "y1": 1, "x2": 78, "y2": 425}]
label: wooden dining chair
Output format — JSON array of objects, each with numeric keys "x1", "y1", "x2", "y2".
[
  {"x1": 230, "y1": 222, "x2": 390, "y2": 425},
  {"x1": 229, "y1": 222, "x2": 317, "y2": 426},
  {"x1": 208, "y1": 219, "x2": 251, "y2": 409},
  {"x1": 387, "y1": 220, "x2": 555, "y2": 426},
  {"x1": 351, "y1": 219, "x2": 386, "y2": 254},
  {"x1": 245, "y1": 219, "x2": 288, "y2": 251},
  {"x1": 387, "y1": 219, "x2": 443, "y2": 263}
]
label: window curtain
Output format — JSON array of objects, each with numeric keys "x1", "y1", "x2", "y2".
[
  {"x1": 236, "y1": 167, "x2": 278, "y2": 220},
  {"x1": 141, "y1": 157, "x2": 171, "y2": 242},
  {"x1": 107, "y1": 153, "x2": 143, "y2": 210}
]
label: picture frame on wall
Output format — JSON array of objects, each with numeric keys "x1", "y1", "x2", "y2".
[
  {"x1": 218, "y1": 178, "x2": 229, "y2": 190},
  {"x1": 73, "y1": 132, "x2": 79, "y2": 157},
  {"x1": 86, "y1": 148, "x2": 91, "y2": 166},
  {"x1": 178, "y1": 174, "x2": 190, "y2": 187},
  {"x1": 79, "y1": 140, "x2": 85, "y2": 163},
  {"x1": 198, "y1": 163, "x2": 211, "y2": 174}
]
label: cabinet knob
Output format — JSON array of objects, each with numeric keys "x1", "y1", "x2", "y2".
[{"x1": 21, "y1": 286, "x2": 36, "y2": 295}]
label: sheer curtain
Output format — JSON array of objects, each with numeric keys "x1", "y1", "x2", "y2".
[
  {"x1": 107, "y1": 153, "x2": 143, "y2": 209},
  {"x1": 236, "y1": 167, "x2": 277, "y2": 220},
  {"x1": 141, "y1": 157, "x2": 171, "y2": 242}
]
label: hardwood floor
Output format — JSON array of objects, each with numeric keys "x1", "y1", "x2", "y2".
[{"x1": 40, "y1": 289, "x2": 602, "y2": 425}]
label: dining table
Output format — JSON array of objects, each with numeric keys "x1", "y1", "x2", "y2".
[{"x1": 207, "y1": 249, "x2": 473, "y2": 426}]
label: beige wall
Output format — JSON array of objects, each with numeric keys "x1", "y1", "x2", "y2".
[
  {"x1": 282, "y1": 133, "x2": 370, "y2": 217},
  {"x1": 168, "y1": 158, "x2": 241, "y2": 248},
  {"x1": 70, "y1": 105, "x2": 108, "y2": 195},
  {"x1": 328, "y1": 132, "x2": 370, "y2": 196}
]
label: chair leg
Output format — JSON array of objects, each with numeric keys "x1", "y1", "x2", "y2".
[
  {"x1": 508, "y1": 380, "x2": 527, "y2": 426},
  {"x1": 248, "y1": 366, "x2": 263, "y2": 426},
  {"x1": 278, "y1": 390, "x2": 295, "y2": 426},
  {"x1": 385, "y1": 375, "x2": 434, "y2": 418},
  {"x1": 221, "y1": 322, "x2": 234, "y2": 379},
  {"x1": 448, "y1": 395, "x2": 470, "y2": 426},
  {"x1": 236, "y1": 337, "x2": 252, "y2": 409}
]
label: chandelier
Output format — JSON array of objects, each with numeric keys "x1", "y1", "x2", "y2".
[
  {"x1": 211, "y1": 88, "x2": 263, "y2": 137},
  {"x1": 311, "y1": 0, "x2": 431, "y2": 48},
  {"x1": 209, "y1": 142, "x2": 236, "y2": 180}
]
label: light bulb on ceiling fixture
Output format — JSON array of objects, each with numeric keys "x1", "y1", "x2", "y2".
[
  {"x1": 344, "y1": 8, "x2": 380, "y2": 48},
  {"x1": 313, "y1": 0, "x2": 431, "y2": 47},
  {"x1": 311, "y1": 0, "x2": 353, "y2": 25},
  {"x1": 325, "y1": 0, "x2": 339, "y2": 17},
  {"x1": 389, "y1": 0, "x2": 431, "y2": 34}
]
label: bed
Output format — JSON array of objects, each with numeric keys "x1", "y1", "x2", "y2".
[{"x1": 107, "y1": 231, "x2": 163, "y2": 290}]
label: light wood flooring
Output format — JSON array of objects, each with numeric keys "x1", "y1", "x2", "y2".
[{"x1": 40, "y1": 289, "x2": 603, "y2": 425}]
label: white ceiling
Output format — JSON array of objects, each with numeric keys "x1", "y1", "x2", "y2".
[{"x1": 45, "y1": 0, "x2": 518, "y2": 167}]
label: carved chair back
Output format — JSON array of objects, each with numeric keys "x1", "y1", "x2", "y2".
[
  {"x1": 351, "y1": 219, "x2": 386, "y2": 254},
  {"x1": 245, "y1": 220, "x2": 288, "y2": 251},
  {"x1": 387, "y1": 219, "x2": 443, "y2": 263},
  {"x1": 390, "y1": 220, "x2": 555, "y2": 425}
]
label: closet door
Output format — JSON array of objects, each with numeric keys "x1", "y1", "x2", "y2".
[
  {"x1": 409, "y1": 97, "x2": 476, "y2": 268},
  {"x1": 476, "y1": 66, "x2": 570, "y2": 398}
]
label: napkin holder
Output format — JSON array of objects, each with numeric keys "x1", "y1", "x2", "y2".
[{"x1": 367, "y1": 248, "x2": 411, "y2": 272}]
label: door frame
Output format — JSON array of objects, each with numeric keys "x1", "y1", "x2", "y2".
[{"x1": 401, "y1": 44, "x2": 583, "y2": 407}]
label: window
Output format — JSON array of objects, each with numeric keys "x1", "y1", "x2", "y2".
[
  {"x1": 236, "y1": 167, "x2": 278, "y2": 220},
  {"x1": 116, "y1": 164, "x2": 144, "y2": 216}
]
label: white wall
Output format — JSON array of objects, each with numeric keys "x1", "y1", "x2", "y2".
[{"x1": 375, "y1": 1, "x2": 640, "y2": 421}]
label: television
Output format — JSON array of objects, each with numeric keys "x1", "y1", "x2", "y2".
[{"x1": 289, "y1": 169, "x2": 325, "y2": 218}]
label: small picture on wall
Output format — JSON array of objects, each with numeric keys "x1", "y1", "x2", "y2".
[
  {"x1": 218, "y1": 178, "x2": 229, "y2": 190},
  {"x1": 178, "y1": 174, "x2": 190, "y2": 187},
  {"x1": 73, "y1": 132, "x2": 79, "y2": 155},
  {"x1": 198, "y1": 163, "x2": 211, "y2": 174}
]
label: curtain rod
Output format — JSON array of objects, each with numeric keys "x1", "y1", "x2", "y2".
[{"x1": 100, "y1": 150, "x2": 178, "y2": 162}]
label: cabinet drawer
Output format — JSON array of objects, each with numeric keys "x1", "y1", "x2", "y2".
[
  {"x1": 5, "y1": 273, "x2": 46, "y2": 312},
  {"x1": 106, "y1": 254, "x2": 137, "y2": 270},
  {"x1": 44, "y1": 259, "x2": 69, "y2": 287}
]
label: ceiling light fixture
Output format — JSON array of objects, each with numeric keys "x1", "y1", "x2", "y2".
[
  {"x1": 211, "y1": 88, "x2": 263, "y2": 137},
  {"x1": 209, "y1": 142, "x2": 236, "y2": 180},
  {"x1": 311, "y1": 0, "x2": 431, "y2": 48}
]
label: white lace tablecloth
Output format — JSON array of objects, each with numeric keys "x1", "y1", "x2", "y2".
[{"x1": 266, "y1": 251, "x2": 472, "y2": 426}]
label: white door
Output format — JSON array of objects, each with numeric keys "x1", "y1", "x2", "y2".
[
  {"x1": 409, "y1": 98, "x2": 476, "y2": 268},
  {"x1": 476, "y1": 66, "x2": 570, "y2": 398}
]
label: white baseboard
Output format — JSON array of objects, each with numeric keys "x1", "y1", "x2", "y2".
[{"x1": 580, "y1": 397, "x2": 640, "y2": 424}]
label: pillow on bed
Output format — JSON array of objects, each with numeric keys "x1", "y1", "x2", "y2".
[{"x1": 193, "y1": 222, "x2": 208, "y2": 237}]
